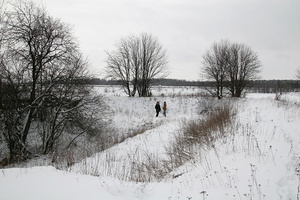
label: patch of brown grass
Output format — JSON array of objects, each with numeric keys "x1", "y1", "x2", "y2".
[
  {"x1": 184, "y1": 103, "x2": 235, "y2": 146},
  {"x1": 166, "y1": 102, "x2": 236, "y2": 169}
]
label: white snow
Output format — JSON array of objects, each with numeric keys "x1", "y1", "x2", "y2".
[{"x1": 1, "y1": 86, "x2": 300, "y2": 200}]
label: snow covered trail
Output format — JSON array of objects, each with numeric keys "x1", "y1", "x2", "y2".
[{"x1": 70, "y1": 119, "x2": 182, "y2": 179}]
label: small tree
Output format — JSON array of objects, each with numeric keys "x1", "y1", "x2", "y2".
[{"x1": 106, "y1": 33, "x2": 168, "y2": 97}]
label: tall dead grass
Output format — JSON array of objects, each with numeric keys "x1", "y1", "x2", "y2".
[
  {"x1": 185, "y1": 102, "x2": 235, "y2": 145},
  {"x1": 166, "y1": 101, "x2": 237, "y2": 168}
]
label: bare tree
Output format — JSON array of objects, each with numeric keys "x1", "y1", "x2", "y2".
[
  {"x1": 106, "y1": 33, "x2": 168, "y2": 97},
  {"x1": 106, "y1": 36, "x2": 136, "y2": 96},
  {"x1": 202, "y1": 40, "x2": 230, "y2": 98},
  {"x1": 201, "y1": 40, "x2": 261, "y2": 98},
  {"x1": 1, "y1": 0, "x2": 76, "y2": 160},
  {"x1": 226, "y1": 42, "x2": 261, "y2": 97},
  {"x1": 0, "y1": 0, "x2": 106, "y2": 163}
]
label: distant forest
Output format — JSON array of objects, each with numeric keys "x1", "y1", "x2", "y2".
[{"x1": 87, "y1": 78, "x2": 300, "y2": 93}]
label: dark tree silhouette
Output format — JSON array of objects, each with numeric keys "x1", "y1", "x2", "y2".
[
  {"x1": 202, "y1": 40, "x2": 261, "y2": 98},
  {"x1": 0, "y1": 0, "x2": 106, "y2": 163},
  {"x1": 202, "y1": 40, "x2": 230, "y2": 98},
  {"x1": 106, "y1": 33, "x2": 168, "y2": 97}
]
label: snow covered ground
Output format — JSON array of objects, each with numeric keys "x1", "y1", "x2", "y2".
[{"x1": 1, "y1": 86, "x2": 300, "y2": 200}]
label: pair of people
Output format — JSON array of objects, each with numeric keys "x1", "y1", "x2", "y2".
[{"x1": 155, "y1": 101, "x2": 167, "y2": 117}]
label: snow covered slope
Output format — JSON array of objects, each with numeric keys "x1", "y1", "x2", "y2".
[{"x1": 1, "y1": 88, "x2": 300, "y2": 200}]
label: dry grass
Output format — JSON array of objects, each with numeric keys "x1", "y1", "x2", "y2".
[
  {"x1": 112, "y1": 101, "x2": 239, "y2": 182},
  {"x1": 185, "y1": 102, "x2": 235, "y2": 145},
  {"x1": 166, "y1": 101, "x2": 237, "y2": 168}
]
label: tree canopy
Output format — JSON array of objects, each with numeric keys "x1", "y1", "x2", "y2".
[
  {"x1": 202, "y1": 40, "x2": 261, "y2": 98},
  {"x1": 105, "y1": 33, "x2": 168, "y2": 97}
]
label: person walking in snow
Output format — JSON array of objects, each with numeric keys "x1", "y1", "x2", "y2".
[
  {"x1": 155, "y1": 101, "x2": 161, "y2": 117},
  {"x1": 162, "y1": 101, "x2": 167, "y2": 117}
]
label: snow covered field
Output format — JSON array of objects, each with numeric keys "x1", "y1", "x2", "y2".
[{"x1": 1, "y1": 86, "x2": 300, "y2": 200}]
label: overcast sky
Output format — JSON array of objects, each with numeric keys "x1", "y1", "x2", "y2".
[{"x1": 33, "y1": 0, "x2": 300, "y2": 81}]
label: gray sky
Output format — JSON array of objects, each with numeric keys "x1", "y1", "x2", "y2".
[{"x1": 34, "y1": 0, "x2": 300, "y2": 81}]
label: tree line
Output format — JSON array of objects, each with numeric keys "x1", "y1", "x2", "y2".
[{"x1": 84, "y1": 78, "x2": 300, "y2": 92}]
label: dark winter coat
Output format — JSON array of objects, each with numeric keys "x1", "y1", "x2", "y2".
[{"x1": 155, "y1": 104, "x2": 161, "y2": 112}]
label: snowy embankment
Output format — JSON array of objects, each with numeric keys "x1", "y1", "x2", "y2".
[{"x1": 1, "y1": 87, "x2": 300, "y2": 200}]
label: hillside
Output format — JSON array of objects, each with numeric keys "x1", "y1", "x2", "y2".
[{"x1": 1, "y1": 86, "x2": 300, "y2": 200}]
